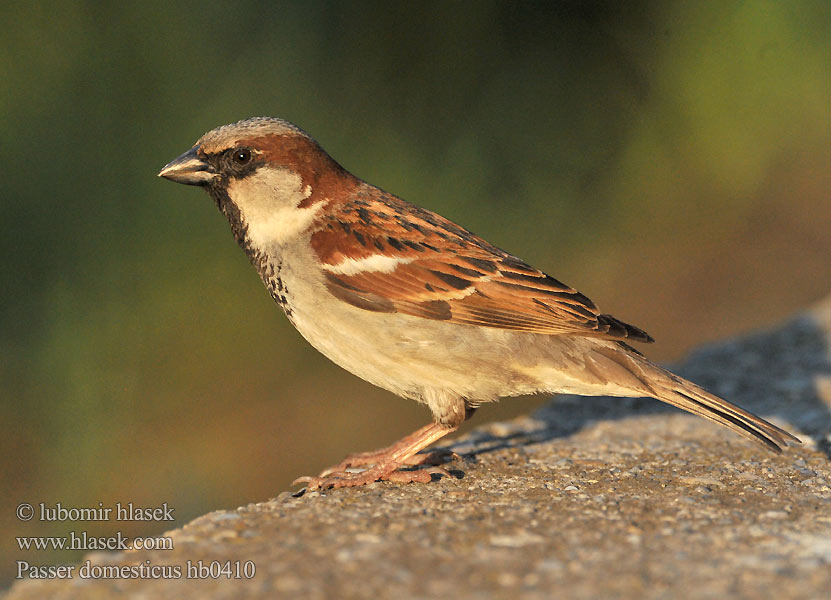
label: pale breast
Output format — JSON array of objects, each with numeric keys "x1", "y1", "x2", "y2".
[{"x1": 257, "y1": 239, "x2": 554, "y2": 404}]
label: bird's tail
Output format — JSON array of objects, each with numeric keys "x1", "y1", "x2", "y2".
[{"x1": 590, "y1": 343, "x2": 800, "y2": 452}]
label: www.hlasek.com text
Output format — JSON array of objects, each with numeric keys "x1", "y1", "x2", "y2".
[{"x1": 17, "y1": 531, "x2": 173, "y2": 552}]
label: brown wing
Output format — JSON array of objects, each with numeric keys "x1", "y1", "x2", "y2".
[{"x1": 311, "y1": 189, "x2": 653, "y2": 343}]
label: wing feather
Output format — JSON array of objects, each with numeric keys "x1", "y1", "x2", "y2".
[{"x1": 313, "y1": 190, "x2": 654, "y2": 343}]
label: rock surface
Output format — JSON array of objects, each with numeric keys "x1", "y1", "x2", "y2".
[{"x1": 6, "y1": 298, "x2": 831, "y2": 600}]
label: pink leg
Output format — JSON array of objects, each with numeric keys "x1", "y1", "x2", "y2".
[
  {"x1": 318, "y1": 424, "x2": 459, "y2": 476},
  {"x1": 293, "y1": 422, "x2": 457, "y2": 490}
]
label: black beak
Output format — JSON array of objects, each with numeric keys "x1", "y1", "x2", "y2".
[{"x1": 158, "y1": 146, "x2": 216, "y2": 186}]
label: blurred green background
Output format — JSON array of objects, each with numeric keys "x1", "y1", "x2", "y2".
[{"x1": 2, "y1": 0, "x2": 830, "y2": 586}]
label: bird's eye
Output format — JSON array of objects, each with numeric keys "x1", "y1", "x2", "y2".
[{"x1": 233, "y1": 148, "x2": 251, "y2": 164}]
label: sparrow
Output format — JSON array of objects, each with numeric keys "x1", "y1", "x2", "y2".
[{"x1": 158, "y1": 117, "x2": 799, "y2": 490}]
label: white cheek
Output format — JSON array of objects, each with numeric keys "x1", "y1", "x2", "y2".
[{"x1": 226, "y1": 169, "x2": 322, "y2": 247}]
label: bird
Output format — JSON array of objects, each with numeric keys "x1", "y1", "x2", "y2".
[{"x1": 158, "y1": 117, "x2": 799, "y2": 490}]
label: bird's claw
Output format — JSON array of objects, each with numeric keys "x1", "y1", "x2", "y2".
[
  {"x1": 293, "y1": 463, "x2": 452, "y2": 491},
  {"x1": 318, "y1": 449, "x2": 458, "y2": 477}
]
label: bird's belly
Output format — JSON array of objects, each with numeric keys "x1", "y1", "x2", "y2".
[{"x1": 269, "y1": 266, "x2": 540, "y2": 402}]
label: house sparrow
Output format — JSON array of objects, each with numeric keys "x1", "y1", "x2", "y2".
[{"x1": 159, "y1": 117, "x2": 799, "y2": 490}]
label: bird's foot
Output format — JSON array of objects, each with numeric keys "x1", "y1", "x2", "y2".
[
  {"x1": 318, "y1": 448, "x2": 458, "y2": 477},
  {"x1": 294, "y1": 422, "x2": 459, "y2": 490},
  {"x1": 293, "y1": 462, "x2": 452, "y2": 491}
]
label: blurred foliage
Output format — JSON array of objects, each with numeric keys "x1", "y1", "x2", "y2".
[{"x1": 2, "y1": 0, "x2": 831, "y2": 586}]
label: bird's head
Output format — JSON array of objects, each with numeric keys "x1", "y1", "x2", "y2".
[{"x1": 158, "y1": 117, "x2": 355, "y2": 249}]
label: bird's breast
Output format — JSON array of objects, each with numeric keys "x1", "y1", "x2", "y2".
[{"x1": 259, "y1": 254, "x2": 296, "y2": 324}]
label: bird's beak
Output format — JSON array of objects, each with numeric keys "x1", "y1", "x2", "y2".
[{"x1": 158, "y1": 146, "x2": 216, "y2": 186}]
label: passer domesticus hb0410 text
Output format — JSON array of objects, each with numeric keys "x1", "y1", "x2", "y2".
[{"x1": 159, "y1": 117, "x2": 798, "y2": 489}]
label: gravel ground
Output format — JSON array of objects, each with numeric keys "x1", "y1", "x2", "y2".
[{"x1": 6, "y1": 298, "x2": 831, "y2": 600}]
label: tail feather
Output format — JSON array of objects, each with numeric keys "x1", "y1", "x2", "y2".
[
  {"x1": 657, "y1": 378, "x2": 799, "y2": 452},
  {"x1": 594, "y1": 343, "x2": 800, "y2": 452}
]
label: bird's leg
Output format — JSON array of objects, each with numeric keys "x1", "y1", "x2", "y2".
[
  {"x1": 293, "y1": 422, "x2": 457, "y2": 490},
  {"x1": 317, "y1": 423, "x2": 459, "y2": 476},
  {"x1": 322, "y1": 406, "x2": 476, "y2": 474}
]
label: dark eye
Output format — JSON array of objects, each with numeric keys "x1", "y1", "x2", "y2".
[{"x1": 233, "y1": 148, "x2": 251, "y2": 164}]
